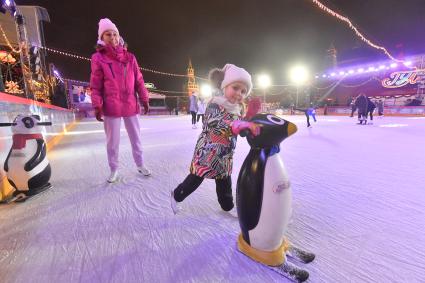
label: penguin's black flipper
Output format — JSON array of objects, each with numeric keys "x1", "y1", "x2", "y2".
[
  {"x1": 24, "y1": 139, "x2": 46, "y2": 172},
  {"x1": 28, "y1": 164, "x2": 51, "y2": 191},
  {"x1": 4, "y1": 148, "x2": 12, "y2": 172},
  {"x1": 236, "y1": 148, "x2": 268, "y2": 244}
]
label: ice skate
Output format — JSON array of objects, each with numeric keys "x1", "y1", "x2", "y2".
[
  {"x1": 226, "y1": 207, "x2": 238, "y2": 218},
  {"x1": 170, "y1": 190, "x2": 181, "y2": 214},
  {"x1": 137, "y1": 165, "x2": 151, "y2": 176},
  {"x1": 107, "y1": 171, "x2": 119, "y2": 183}
]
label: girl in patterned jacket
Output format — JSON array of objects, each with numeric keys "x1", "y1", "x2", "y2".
[{"x1": 171, "y1": 64, "x2": 261, "y2": 214}]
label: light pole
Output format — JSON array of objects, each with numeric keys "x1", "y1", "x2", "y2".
[
  {"x1": 257, "y1": 74, "x2": 271, "y2": 112},
  {"x1": 200, "y1": 84, "x2": 212, "y2": 102},
  {"x1": 295, "y1": 85, "x2": 299, "y2": 109},
  {"x1": 289, "y1": 65, "x2": 309, "y2": 108}
]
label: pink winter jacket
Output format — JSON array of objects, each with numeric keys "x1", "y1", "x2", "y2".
[{"x1": 90, "y1": 45, "x2": 149, "y2": 117}]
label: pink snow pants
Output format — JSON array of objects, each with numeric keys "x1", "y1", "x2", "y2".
[{"x1": 103, "y1": 115, "x2": 144, "y2": 171}]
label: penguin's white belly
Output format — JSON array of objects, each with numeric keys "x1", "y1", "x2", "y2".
[
  {"x1": 7, "y1": 140, "x2": 48, "y2": 190},
  {"x1": 248, "y1": 154, "x2": 292, "y2": 252}
]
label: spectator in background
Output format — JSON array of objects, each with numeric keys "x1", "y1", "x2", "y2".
[
  {"x1": 355, "y1": 93, "x2": 368, "y2": 124},
  {"x1": 366, "y1": 97, "x2": 376, "y2": 124},
  {"x1": 197, "y1": 98, "x2": 206, "y2": 124},
  {"x1": 189, "y1": 91, "x2": 199, "y2": 128},
  {"x1": 79, "y1": 90, "x2": 86, "y2": 102},
  {"x1": 349, "y1": 96, "x2": 357, "y2": 117},
  {"x1": 377, "y1": 99, "x2": 384, "y2": 116}
]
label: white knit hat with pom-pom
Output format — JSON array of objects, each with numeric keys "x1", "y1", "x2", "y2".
[
  {"x1": 220, "y1": 64, "x2": 252, "y2": 95},
  {"x1": 98, "y1": 18, "x2": 119, "y2": 42}
]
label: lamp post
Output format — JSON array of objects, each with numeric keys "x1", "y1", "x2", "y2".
[
  {"x1": 257, "y1": 74, "x2": 271, "y2": 112},
  {"x1": 289, "y1": 65, "x2": 309, "y2": 108}
]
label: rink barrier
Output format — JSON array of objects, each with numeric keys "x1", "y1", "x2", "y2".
[
  {"x1": 321, "y1": 106, "x2": 425, "y2": 116},
  {"x1": 273, "y1": 106, "x2": 425, "y2": 116},
  {"x1": 0, "y1": 92, "x2": 82, "y2": 200}
]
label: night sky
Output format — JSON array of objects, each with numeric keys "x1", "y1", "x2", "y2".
[{"x1": 16, "y1": 0, "x2": 425, "y2": 92}]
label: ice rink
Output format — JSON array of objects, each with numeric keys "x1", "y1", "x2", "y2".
[{"x1": 1, "y1": 114, "x2": 424, "y2": 282}]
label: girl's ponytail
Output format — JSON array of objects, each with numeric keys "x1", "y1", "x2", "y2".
[{"x1": 208, "y1": 68, "x2": 225, "y2": 90}]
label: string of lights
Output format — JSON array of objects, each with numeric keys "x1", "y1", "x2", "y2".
[
  {"x1": 311, "y1": 81, "x2": 340, "y2": 90},
  {"x1": 312, "y1": 75, "x2": 381, "y2": 89},
  {"x1": 64, "y1": 78, "x2": 89, "y2": 85},
  {"x1": 153, "y1": 89, "x2": 188, "y2": 94},
  {"x1": 0, "y1": 23, "x2": 21, "y2": 53},
  {"x1": 340, "y1": 77, "x2": 376, "y2": 88},
  {"x1": 38, "y1": 46, "x2": 207, "y2": 80},
  {"x1": 39, "y1": 46, "x2": 91, "y2": 62},
  {"x1": 311, "y1": 0, "x2": 404, "y2": 63}
]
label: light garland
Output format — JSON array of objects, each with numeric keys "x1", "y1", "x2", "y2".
[
  {"x1": 312, "y1": 76, "x2": 381, "y2": 89},
  {"x1": 1, "y1": 26, "x2": 206, "y2": 90},
  {"x1": 39, "y1": 46, "x2": 91, "y2": 62},
  {"x1": 38, "y1": 46, "x2": 207, "y2": 80},
  {"x1": 311, "y1": 0, "x2": 404, "y2": 63},
  {"x1": 339, "y1": 77, "x2": 376, "y2": 88},
  {"x1": 153, "y1": 89, "x2": 188, "y2": 94},
  {"x1": 311, "y1": 81, "x2": 340, "y2": 90},
  {"x1": 0, "y1": 23, "x2": 21, "y2": 53},
  {"x1": 64, "y1": 78, "x2": 89, "y2": 85}
]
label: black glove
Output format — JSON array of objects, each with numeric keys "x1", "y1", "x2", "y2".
[
  {"x1": 95, "y1": 107, "x2": 104, "y2": 122},
  {"x1": 142, "y1": 101, "x2": 149, "y2": 114}
]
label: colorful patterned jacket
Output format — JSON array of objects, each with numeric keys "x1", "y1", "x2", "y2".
[{"x1": 190, "y1": 102, "x2": 241, "y2": 179}]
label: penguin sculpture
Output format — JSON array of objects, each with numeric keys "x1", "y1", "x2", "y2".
[
  {"x1": 1, "y1": 114, "x2": 52, "y2": 203},
  {"x1": 236, "y1": 113, "x2": 314, "y2": 282}
]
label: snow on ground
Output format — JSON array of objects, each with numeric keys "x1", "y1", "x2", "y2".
[{"x1": 1, "y1": 114, "x2": 425, "y2": 283}]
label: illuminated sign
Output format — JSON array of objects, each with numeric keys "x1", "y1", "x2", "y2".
[{"x1": 382, "y1": 70, "x2": 425, "y2": 88}]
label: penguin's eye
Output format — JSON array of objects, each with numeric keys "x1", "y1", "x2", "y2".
[
  {"x1": 22, "y1": 117, "x2": 35, "y2": 128},
  {"x1": 266, "y1": 114, "x2": 285, "y2": 125}
]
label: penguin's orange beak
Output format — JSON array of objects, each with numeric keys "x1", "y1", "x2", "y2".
[{"x1": 287, "y1": 122, "x2": 297, "y2": 136}]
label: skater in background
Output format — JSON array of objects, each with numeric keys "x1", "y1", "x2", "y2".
[
  {"x1": 189, "y1": 91, "x2": 198, "y2": 128},
  {"x1": 355, "y1": 93, "x2": 368, "y2": 124},
  {"x1": 367, "y1": 97, "x2": 376, "y2": 124},
  {"x1": 295, "y1": 104, "x2": 317, "y2": 127},
  {"x1": 323, "y1": 103, "x2": 328, "y2": 115},
  {"x1": 377, "y1": 99, "x2": 384, "y2": 116},
  {"x1": 170, "y1": 64, "x2": 261, "y2": 215},
  {"x1": 196, "y1": 98, "x2": 206, "y2": 125},
  {"x1": 90, "y1": 18, "x2": 151, "y2": 183},
  {"x1": 349, "y1": 96, "x2": 357, "y2": 117}
]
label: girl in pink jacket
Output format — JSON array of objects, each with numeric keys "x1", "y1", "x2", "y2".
[{"x1": 90, "y1": 18, "x2": 151, "y2": 183}]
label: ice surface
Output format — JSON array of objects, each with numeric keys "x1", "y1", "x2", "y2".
[{"x1": 1, "y1": 115, "x2": 424, "y2": 282}]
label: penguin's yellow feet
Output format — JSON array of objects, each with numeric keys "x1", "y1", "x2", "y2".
[{"x1": 237, "y1": 234, "x2": 287, "y2": 266}]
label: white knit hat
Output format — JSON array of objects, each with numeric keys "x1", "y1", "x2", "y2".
[
  {"x1": 98, "y1": 18, "x2": 119, "y2": 42},
  {"x1": 220, "y1": 64, "x2": 252, "y2": 95}
]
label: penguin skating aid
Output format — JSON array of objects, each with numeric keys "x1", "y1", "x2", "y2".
[
  {"x1": 1, "y1": 114, "x2": 53, "y2": 203},
  {"x1": 236, "y1": 113, "x2": 315, "y2": 282}
]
